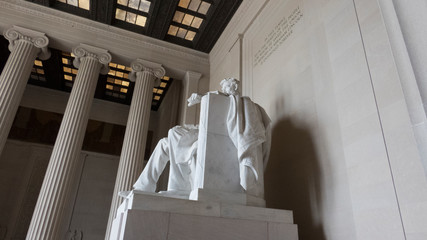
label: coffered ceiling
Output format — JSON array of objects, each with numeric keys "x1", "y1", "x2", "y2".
[{"x1": 26, "y1": 0, "x2": 242, "y2": 53}]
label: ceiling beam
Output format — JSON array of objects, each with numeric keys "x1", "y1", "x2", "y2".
[
  {"x1": 94, "y1": 0, "x2": 116, "y2": 24},
  {"x1": 151, "y1": 0, "x2": 179, "y2": 39}
]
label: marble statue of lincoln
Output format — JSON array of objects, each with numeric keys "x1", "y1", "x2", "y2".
[{"x1": 131, "y1": 78, "x2": 271, "y2": 200}]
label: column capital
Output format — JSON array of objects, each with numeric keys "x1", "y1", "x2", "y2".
[
  {"x1": 129, "y1": 59, "x2": 166, "y2": 82},
  {"x1": 72, "y1": 43, "x2": 112, "y2": 74},
  {"x1": 4, "y1": 26, "x2": 50, "y2": 60}
]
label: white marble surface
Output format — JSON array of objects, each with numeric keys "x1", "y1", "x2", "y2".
[
  {"x1": 0, "y1": 140, "x2": 119, "y2": 240},
  {"x1": 190, "y1": 188, "x2": 266, "y2": 207},
  {"x1": 113, "y1": 209, "x2": 298, "y2": 240},
  {"x1": 269, "y1": 223, "x2": 299, "y2": 240},
  {"x1": 354, "y1": 1, "x2": 427, "y2": 238},
  {"x1": 220, "y1": 203, "x2": 293, "y2": 223},
  {"x1": 122, "y1": 211, "x2": 169, "y2": 240},
  {"x1": 167, "y1": 213, "x2": 269, "y2": 240},
  {"x1": 106, "y1": 59, "x2": 165, "y2": 240},
  {"x1": 0, "y1": 141, "x2": 53, "y2": 239},
  {"x1": 116, "y1": 191, "x2": 292, "y2": 223},
  {"x1": 133, "y1": 125, "x2": 198, "y2": 194},
  {"x1": 110, "y1": 191, "x2": 297, "y2": 240},
  {"x1": 27, "y1": 44, "x2": 111, "y2": 240},
  {"x1": 190, "y1": 85, "x2": 268, "y2": 205},
  {"x1": 180, "y1": 71, "x2": 202, "y2": 125},
  {"x1": 193, "y1": 93, "x2": 242, "y2": 193},
  {"x1": 0, "y1": 26, "x2": 49, "y2": 155},
  {"x1": 128, "y1": 190, "x2": 221, "y2": 217},
  {"x1": 210, "y1": 0, "x2": 427, "y2": 239},
  {"x1": 210, "y1": 38, "x2": 241, "y2": 91},
  {"x1": 68, "y1": 153, "x2": 119, "y2": 240}
]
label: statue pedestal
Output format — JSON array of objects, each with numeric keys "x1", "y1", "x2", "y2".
[
  {"x1": 109, "y1": 191, "x2": 298, "y2": 240},
  {"x1": 190, "y1": 188, "x2": 265, "y2": 207}
]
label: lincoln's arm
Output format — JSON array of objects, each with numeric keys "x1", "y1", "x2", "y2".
[
  {"x1": 187, "y1": 93, "x2": 203, "y2": 106},
  {"x1": 187, "y1": 91, "x2": 228, "y2": 107}
]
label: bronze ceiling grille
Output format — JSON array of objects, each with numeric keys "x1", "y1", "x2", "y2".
[{"x1": 27, "y1": 0, "x2": 242, "y2": 53}]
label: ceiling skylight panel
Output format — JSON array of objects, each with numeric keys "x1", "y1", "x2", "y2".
[
  {"x1": 191, "y1": 17, "x2": 203, "y2": 28},
  {"x1": 182, "y1": 14, "x2": 194, "y2": 26},
  {"x1": 178, "y1": 0, "x2": 190, "y2": 8},
  {"x1": 188, "y1": 0, "x2": 201, "y2": 12},
  {"x1": 30, "y1": 59, "x2": 46, "y2": 82},
  {"x1": 61, "y1": 52, "x2": 78, "y2": 88},
  {"x1": 167, "y1": 25, "x2": 179, "y2": 36},
  {"x1": 178, "y1": 0, "x2": 211, "y2": 14},
  {"x1": 168, "y1": 0, "x2": 211, "y2": 41},
  {"x1": 151, "y1": 76, "x2": 172, "y2": 110},
  {"x1": 185, "y1": 31, "x2": 196, "y2": 41},
  {"x1": 115, "y1": 0, "x2": 151, "y2": 27},
  {"x1": 118, "y1": 0, "x2": 151, "y2": 12},
  {"x1": 197, "y1": 2, "x2": 211, "y2": 14},
  {"x1": 57, "y1": 0, "x2": 90, "y2": 10},
  {"x1": 106, "y1": 63, "x2": 131, "y2": 100},
  {"x1": 139, "y1": 0, "x2": 151, "y2": 12}
]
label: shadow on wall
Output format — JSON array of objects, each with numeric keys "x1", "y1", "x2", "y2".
[{"x1": 264, "y1": 117, "x2": 326, "y2": 240}]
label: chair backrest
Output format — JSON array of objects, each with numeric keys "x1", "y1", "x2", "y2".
[{"x1": 193, "y1": 92, "x2": 243, "y2": 194}]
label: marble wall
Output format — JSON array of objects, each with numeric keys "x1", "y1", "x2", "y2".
[
  {"x1": 210, "y1": 0, "x2": 427, "y2": 239},
  {"x1": 0, "y1": 141, "x2": 52, "y2": 239},
  {"x1": 209, "y1": 38, "x2": 241, "y2": 91},
  {"x1": 67, "y1": 152, "x2": 120, "y2": 240},
  {"x1": 0, "y1": 140, "x2": 119, "y2": 240}
]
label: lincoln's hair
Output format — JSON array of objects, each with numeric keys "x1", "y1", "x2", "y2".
[{"x1": 220, "y1": 78, "x2": 239, "y2": 95}]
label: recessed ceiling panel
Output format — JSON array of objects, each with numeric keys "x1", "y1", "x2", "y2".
[{"x1": 35, "y1": 0, "x2": 242, "y2": 53}]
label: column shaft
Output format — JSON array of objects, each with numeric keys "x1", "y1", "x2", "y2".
[
  {"x1": 106, "y1": 72, "x2": 154, "y2": 238},
  {"x1": 105, "y1": 59, "x2": 165, "y2": 240},
  {"x1": 118, "y1": 71, "x2": 155, "y2": 188},
  {"x1": 0, "y1": 26, "x2": 50, "y2": 155},
  {"x1": 180, "y1": 71, "x2": 202, "y2": 125},
  {"x1": 26, "y1": 49, "x2": 108, "y2": 239},
  {"x1": 0, "y1": 40, "x2": 38, "y2": 153}
]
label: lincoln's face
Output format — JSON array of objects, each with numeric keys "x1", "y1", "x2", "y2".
[{"x1": 221, "y1": 78, "x2": 239, "y2": 95}]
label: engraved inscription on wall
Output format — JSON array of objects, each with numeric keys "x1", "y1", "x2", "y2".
[{"x1": 254, "y1": 6, "x2": 303, "y2": 67}]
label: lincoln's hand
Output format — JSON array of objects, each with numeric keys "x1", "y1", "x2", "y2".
[{"x1": 187, "y1": 93, "x2": 202, "y2": 106}]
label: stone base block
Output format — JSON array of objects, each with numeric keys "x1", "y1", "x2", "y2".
[
  {"x1": 109, "y1": 191, "x2": 298, "y2": 240},
  {"x1": 190, "y1": 188, "x2": 266, "y2": 207}
]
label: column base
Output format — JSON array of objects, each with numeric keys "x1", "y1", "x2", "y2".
[{"x1": 110, "y1": 191, "x2": 298, "y2": 240}]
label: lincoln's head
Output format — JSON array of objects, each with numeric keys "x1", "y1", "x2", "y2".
[{"x1": 220, "y1": 78, "x2": 240, "y2": 96}]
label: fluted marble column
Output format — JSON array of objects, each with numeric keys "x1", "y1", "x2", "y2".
[
  {"x1": 26, "y1": 44, "x2": 111, "y2": 240},
  {"x1": 180, "y1": 71, "x2": 202, "y2": 125},
  {"x1": 105, "y1": 59, "x2": 165, "y2": 239},
  {"x1": 0, "y1": 26, "x2": 50, "y2": 155}
]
